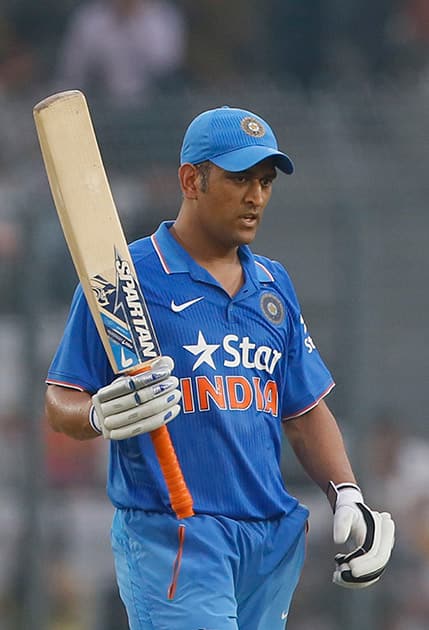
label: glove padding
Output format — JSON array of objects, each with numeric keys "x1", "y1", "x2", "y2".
[
  {"x1": 90, "y1": 356, "x2": 181, "y2": 440},
  {"x1": 328, "y1": 482, "x2": 395, "y2": 589}
]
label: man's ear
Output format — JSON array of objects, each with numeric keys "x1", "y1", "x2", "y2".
[{"x1": 178, "y1": 163, "x2": 199, "y2": 199}]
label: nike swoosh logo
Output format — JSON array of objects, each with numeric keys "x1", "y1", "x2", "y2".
[
  {"x1": 170, "y1": 297, "x2": 204, "y2": 312},
  {"x1": 281, "y1": 611, "x2": 289, "y2": 620},
  {"x1": 120, "y1": 347, "x2": 134, "y2": 368}
]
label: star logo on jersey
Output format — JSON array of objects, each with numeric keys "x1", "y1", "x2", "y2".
[{"x1": 183, "y1": 330, "x2": 220, "y2": 371}]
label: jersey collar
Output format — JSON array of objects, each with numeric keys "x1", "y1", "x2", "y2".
[{"x1": 151, "y1": 221, "x2": 274, "y2": 287}]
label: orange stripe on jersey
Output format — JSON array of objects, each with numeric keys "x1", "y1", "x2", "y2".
[
  {"x1": 151, "y1": 234, "x2": 171, "y2": 274},
  {"x1": 45, "y1": 379, "x2": 85, "y2": 391}
]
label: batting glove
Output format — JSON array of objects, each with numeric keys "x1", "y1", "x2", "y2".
[
  {"x1": 90, "y1": 356, "x2": 181, "y2": 440},
  {"x1": 327, "y1": 481, "x2": 395, "y2": 589}
]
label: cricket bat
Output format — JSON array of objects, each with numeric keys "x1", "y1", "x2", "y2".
[{"x1": 33, "y1": 90, "x2": 193, "y2": 519}]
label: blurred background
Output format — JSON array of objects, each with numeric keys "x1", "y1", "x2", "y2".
[{"x1": 0, "y1": 0, "x2": 428, "y2": 628}]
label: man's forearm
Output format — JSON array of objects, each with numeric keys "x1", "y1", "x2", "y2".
[
  {"x1": 283, "y1": 399, "x2": 357, "y2": 492},
  {"x1": 45, "y1": 384, "x2": 97, "y2": 440}
]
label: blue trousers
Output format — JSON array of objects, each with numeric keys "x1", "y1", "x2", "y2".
[{"x1": 111, "y1": 506, "x2": 308, "y2": 629}]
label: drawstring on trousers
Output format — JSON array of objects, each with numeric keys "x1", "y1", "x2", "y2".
[{"x1": 168, "y1": 524, "x2": 186, "y2": 600}]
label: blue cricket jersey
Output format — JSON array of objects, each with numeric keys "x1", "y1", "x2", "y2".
[{"x1": 47, "y1": 221, "x2": 334, "y2": 519}]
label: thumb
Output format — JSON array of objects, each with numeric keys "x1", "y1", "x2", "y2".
[{"x1": 333, "y1": 505, "x2": 355, "y2": 544}]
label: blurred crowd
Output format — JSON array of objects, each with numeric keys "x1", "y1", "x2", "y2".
[
  {"x1": 1, "y1": 1, "x2": 429, "y2": 629},
  {"x1": 0, "y1": 0, "x2": 429, "y2": 98}
]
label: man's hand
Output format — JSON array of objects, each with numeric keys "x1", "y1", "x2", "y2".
[
  {"x1": 327, "y1": 482, "x2": 395, "y2": 589},
  {"x1": 90, "y1": 356, "x2": 181, "y2": 440}
]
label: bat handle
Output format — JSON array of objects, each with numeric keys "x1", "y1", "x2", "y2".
[
  {"x1": 130, "y1": 364, "x2": 194, "y2": 520},
  {"x1": 151, "y1": 425, "x2": 194, "y2": 519}
]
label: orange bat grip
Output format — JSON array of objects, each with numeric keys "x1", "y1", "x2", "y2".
[
  {"x1": 151, "y1": 425, "x2": 194, "y2": 519},
  {"x1": 130, "y1": 365, "x2": 194, "y2": 520}
]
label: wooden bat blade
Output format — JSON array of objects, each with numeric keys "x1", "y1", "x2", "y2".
[
  {"x1": 33, "y1": 90, "x2": 159, "y2": 373},
  {"x1": 34, "y1": 90, "x2": 194, "y2": 519}
]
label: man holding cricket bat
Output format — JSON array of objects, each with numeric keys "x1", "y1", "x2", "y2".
[{"x1": 45, "y1": 105, "x2": 395, "y2": 629}]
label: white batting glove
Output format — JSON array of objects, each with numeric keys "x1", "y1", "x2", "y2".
[
  {"x1": 327, "y1": 481, "x2": 395, "y2": 589},
  {"x1": 90, "y1": 356, "x2": 181, "y2": 440}
]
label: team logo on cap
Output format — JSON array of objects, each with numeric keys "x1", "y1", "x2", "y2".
[
  {"x1": 241, "y1": 116, "x2": 266, "y2": 138},
  {"x1": 260, "y1": 292, "x2": 284, "y2": 325}
]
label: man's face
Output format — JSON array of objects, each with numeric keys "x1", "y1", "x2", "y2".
[{"x1": 195, "y1": 158, "x2": 277, "y2": 248}]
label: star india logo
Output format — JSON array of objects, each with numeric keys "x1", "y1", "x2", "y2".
[
  {"x1": 180, "y1": 330, "x2": 282, "y2": 416},
  {"x1": 241, "y1": 116, "x2": 265, "y2": 137}
]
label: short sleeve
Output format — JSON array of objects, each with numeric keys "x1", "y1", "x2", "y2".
[
  {"x1": 46, "y1": 284, "x2": 114, "y2": 393},
  {"x1": 276, "y1": 266, "x2": 335, "y2": 419}
]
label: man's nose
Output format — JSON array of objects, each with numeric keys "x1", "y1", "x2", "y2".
[{"x1": 244, "y1": 180, "x2": 264, "y2": 205}]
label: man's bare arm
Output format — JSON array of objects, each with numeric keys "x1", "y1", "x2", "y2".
[
  {"x1": 283, "y1": 398, "x2": 357, "y2": 492},
  {"x1": 45, "y1": 384, "x2": 96, "y2": 440}
]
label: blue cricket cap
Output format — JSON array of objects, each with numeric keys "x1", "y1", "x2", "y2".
[{"x1": 180, "y1": 106, "x2": 294, "y2": 174}]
